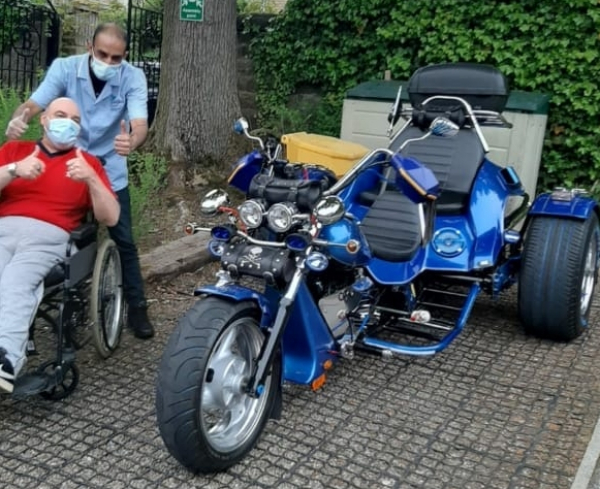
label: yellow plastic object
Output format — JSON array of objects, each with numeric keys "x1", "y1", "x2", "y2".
[{"x1": 281, "y1": 132, "x2": 369, "y2": 177}]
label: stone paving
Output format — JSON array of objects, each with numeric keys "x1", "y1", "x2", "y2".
[{"x1": 1, "y1": 270, "x2": 600, "y2": 489}]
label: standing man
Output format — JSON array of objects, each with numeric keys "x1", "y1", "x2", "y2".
[{"x1": 5, "y1": 23, "x2": 154, "y2": 339}]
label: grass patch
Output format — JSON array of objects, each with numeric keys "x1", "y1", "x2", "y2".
[
  {"x1": 128, "y1": 151, "x2": 169, "y2": 241},
  {"x1": 0, "y1": 88, "x2": 42, "y2": 144}
]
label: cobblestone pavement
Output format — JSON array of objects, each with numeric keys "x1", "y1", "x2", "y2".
[{"x1": 1, "y1": 269, "x2": 600, "y2": 489}]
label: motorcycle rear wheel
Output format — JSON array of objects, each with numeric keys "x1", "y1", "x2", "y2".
[{"x1": 155, "y1": 297, "x2": 279, "y2": 473}]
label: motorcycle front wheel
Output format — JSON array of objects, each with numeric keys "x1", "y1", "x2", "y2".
[{"x1": 155, "y1": 297, "x2": 279, "y2": 473}]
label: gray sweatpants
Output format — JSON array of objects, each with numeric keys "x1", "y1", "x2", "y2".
[{"x1": 0, "y1": 216, "x2": 69, "y2": 376}]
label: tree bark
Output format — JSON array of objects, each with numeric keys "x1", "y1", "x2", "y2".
[{"x1": 149, "y1": 0, "x2": 241, "y2": 169}]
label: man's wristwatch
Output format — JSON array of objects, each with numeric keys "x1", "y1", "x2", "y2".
[{"x1": 7, "y1": 163, "x2": 18, "y2": 178}]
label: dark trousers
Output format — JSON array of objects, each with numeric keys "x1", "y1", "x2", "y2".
[{"x1": 108, "y1": 187, "x2": 146, "y2": 308}]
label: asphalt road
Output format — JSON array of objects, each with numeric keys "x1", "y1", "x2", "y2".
[{"x1": 1, "y1": 270, "x2": 599, "y2": 489}]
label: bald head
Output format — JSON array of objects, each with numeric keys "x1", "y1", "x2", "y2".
[{"x1": 45, "y1": 97, "x2": 81, "y2": 123}]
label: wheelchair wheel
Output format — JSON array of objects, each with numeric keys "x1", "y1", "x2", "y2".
[
  {"x1": 91, "y1": 239, "x2": 124, "y2": 359},
  {"x1": 38, "y1": 361, "x2": 79, "y2": 401}
]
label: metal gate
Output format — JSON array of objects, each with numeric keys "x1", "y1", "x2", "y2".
[
  {"x1": 126, "y1": 1, "x2": 163, "y2": 125},
  {"x1": 0, "y1": 0, "x2": 60, "y2": 93}
]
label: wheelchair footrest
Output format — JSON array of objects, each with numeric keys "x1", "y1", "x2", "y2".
[{"x1": 12, "y1": 373, "x2": 52, "y2": 398}]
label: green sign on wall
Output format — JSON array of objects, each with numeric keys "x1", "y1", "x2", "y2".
[{"x1": 180, "y1": 0, "x2": 204, "y2": 22}]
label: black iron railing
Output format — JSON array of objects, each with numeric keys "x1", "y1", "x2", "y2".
[
  {"x1": 0, "y1": 0, "x2": 60, "y2": 93},
  {"x1": 127, "y1": 3, "x2": 162, "y2": 125}
]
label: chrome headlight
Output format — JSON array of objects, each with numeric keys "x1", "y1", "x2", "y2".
[
  {"x1": 313, "y1": 195, "x2": 345, "y2": 225},
  {"x1": 201, "y1": 189, "x2": 230, "y2": 216},
  {"x1": 267, "y1": 202, "x2": 297, "y2": 232},
  {"x1": 238, "y1": 199, "x2": 265, "y2": 229}
]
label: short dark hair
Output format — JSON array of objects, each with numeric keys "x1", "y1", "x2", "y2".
[{"x1": 92, "y1": 23, "x2": 128, "y2": 46}]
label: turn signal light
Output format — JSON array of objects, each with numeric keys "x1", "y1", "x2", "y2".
[{"x1": 311, "y1": 373, "x2": 326, "y2": 391}]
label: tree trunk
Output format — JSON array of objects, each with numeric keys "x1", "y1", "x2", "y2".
[{"x1": 149, "y1": 0, "x2": 240, "y2": 170}]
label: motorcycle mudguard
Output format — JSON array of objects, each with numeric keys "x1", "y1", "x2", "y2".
[
  {"x1": 194, "y1": 283, "x2": 276, "y2": 327},
  {"x1": 196, "y1": 282, "x2": 337, "y2": 386},
  {"x1": 228, "y1": 150, "x2": 264, "y2": 193},
  {"x1": 529, "y1": 192, "x2": 598, "y2": 220}
]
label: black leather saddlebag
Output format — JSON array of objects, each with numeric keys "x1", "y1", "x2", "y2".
[
  {"x1": 221, "y1": 242, "x2": 295, "y2": 286},
  {"x1": 248, "y1": 173, "x2": 326, "y2": 211}
]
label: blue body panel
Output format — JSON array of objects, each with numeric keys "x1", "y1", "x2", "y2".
[
  {"x1": 228, "y1": 151, "x2": 264, "y2": 193},
  {"x1": 529, "y1": 193, "x2": 598, "y2": 220},
  {"x1": 333, "y1": 160, "x2": 524, "y2": 284},
  {"x1": 195, "y1": 282, "x2": 336, "y2": 386}
]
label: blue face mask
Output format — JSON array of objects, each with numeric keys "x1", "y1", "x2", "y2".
[
  {"x1": 45, "y1": 118, "x2": 81, "y2": 150},
  {"x1": 90, "y1": 53, "x2": 121, "y2": 81}
]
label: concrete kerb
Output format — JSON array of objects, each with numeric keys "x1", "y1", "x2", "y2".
[{"x1": 139, "y1": 231, "x2": 214, "y2": 283}]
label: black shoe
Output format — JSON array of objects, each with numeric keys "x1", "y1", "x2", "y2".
[
  {"x1": 0, "y1": 348, "x2": 15, "y2": 394},
  {"x1": 128, "y1": 304, "x2": 155, "y2": 339}
]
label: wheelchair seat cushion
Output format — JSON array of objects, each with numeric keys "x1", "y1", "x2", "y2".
[
  {"x1": 389, "y1": 126, "x2": 485, "y2": 214},
  {"x1": 44, "y1": 263, "x2": 65, "y2": 288},
  {"x1": 360, "y1": 190, "x2": 422, "y2": 262}
]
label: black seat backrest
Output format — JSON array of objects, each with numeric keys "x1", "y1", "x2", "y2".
[{"x1": 389, "y1": 126, "x2": 485, "y2": 214}]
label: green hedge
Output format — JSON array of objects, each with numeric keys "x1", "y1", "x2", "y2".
[{"x1": 250, "y1": 0, "x2": 600, "y2": 193}]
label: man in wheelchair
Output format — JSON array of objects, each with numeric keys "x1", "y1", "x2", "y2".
[{"x1": 0, "y1": 97, "x2": 119, "y2": 394}]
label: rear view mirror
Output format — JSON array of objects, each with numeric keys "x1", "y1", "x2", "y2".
[
  {"x1": 429, "y1": 117, "x2": 460, "y2": 138},
  {"x1": 233, "y1": 117, "x2": 249, "y2": 135}
]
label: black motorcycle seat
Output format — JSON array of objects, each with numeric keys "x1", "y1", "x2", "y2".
[
  {"x1": 389, "y1": 126, "x2": 485, "y2": 214},
  {"x1": 360, "y1": 190, "x2": 422, "y2": 262}
]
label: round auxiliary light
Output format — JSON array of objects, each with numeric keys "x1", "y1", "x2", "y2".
[
  {"x1": 285, "y1": 232, "x2": 311, "y2": 252},
  {"x1": 207, "y1": 239, "x2": 225, "y2": 257},
  {"x1": 211, "y1": 225, "x2": 233, "y2": 242},
  {"x1": 238, "y1": 199, "x2": 265, "y2": 229},
  {"x1": 306, "y1": 251, "x2": 329, "y2": 272},
  {"x1": 432, "y1": 228, "x2": 466, "y2": 257},
  {"x1": 267, "y1": 202, "x2": 297, "y2": 233}
]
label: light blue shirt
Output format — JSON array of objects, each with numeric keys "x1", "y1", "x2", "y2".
[{"x1": 31, "y1": 54, "x2": 148, "y2": 191}]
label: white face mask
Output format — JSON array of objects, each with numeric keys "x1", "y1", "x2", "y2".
[
  {"x1": 45, "y1": 118, "x2": 81, "y2": 150},
  {"x1": 90, "y1": 50, "x2": 122, "y2": 81}
]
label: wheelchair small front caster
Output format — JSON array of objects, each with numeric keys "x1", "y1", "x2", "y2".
[{"x1": 37, "y1": 361, "x2": 80, "y2": 401}]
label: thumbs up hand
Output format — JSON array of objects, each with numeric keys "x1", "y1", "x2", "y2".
[
  {"x1": 5, "y1": 108, "x2": 30, "y2": 140},
  {"x1": 114, "y1": 119, "x2": 132, "y2": 156},
  {"x1": 15, "y1": 145, "x2": 45, "y2": 180},
  {"x1": 66, "y1": 148, "x2": 94, "y2": 182}
]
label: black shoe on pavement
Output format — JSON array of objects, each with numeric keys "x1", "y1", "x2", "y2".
[
  {"x1": 0, "y1": 348, "x2": 15, "y2": 394},
  {"x1": 128, "y1": 304, "x2": 155, "y2": 339}
]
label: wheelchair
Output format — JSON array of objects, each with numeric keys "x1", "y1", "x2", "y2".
[{"x1": 11, "y1": 219, "x2": 125, "y2": 400}]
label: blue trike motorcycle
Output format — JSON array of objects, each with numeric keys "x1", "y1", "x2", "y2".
[{"x1": 155, "y1": 63, "x2": 599, "y2": 473}]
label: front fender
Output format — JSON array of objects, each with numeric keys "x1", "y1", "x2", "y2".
[
  {"x1": 529, "y1": 193, "x2": 598, "y2": 220},
  {"x1": 195, "y1": 284, "x2": 276, "y2": 328}
]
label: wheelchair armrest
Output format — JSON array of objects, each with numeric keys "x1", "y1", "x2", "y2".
[{"x1": 70, "y1": 222, "x2": 98, "y2": 242}]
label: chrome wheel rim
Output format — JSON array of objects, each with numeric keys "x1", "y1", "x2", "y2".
[
  {"x1": 581, "y1": 232, "x2": 598, "y2": 317},
  {"x1": 199, "y1": 318, "x2": 270, "y2": 452},
  {"x1": 102, "y1": 248, "x2": 123, "y2": 347}
]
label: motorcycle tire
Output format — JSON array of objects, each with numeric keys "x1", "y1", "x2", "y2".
[
  {"x1": 155, "y1": 297, "x2": 280, "y2": 473},
  {"x1": 518, "y1": 213, "x2": 600, "y2": 341}
]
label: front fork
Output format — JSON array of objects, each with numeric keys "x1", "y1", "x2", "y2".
[{"x1": 247, "y1": 259, "x2": 307, "y2": 397}]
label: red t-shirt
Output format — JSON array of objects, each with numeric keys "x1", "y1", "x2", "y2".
[{"x1": 0, "y1": 141, "x2": 115, "y2": 232}]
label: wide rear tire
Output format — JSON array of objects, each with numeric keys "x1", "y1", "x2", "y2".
[
  {"x1": 155, "y1": 297, "x2": 279, "y2": 473},
  {"x1": 518, "y1": 214, "x2": 600, "y2": 341}
]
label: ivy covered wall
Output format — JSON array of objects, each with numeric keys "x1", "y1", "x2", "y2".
[{"x1": 250, "y1": 0, "x2": 600, "y2": 192}]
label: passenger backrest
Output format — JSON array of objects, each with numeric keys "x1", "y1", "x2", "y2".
[{"x1": 389, "y1": 126, "x2": 485, "y2": 214}]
